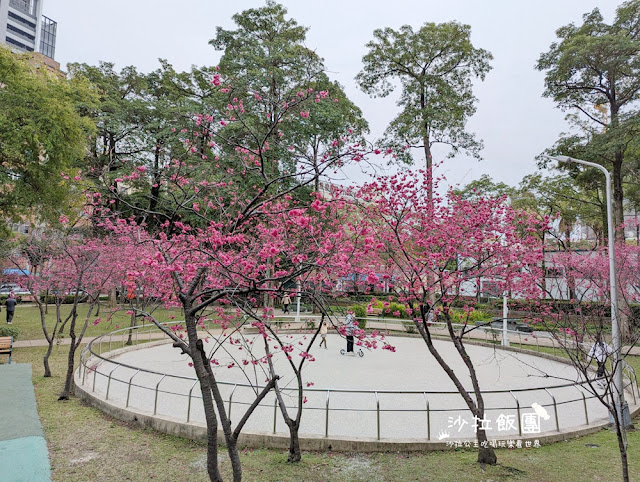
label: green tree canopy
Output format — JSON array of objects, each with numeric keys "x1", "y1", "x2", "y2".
[
  {"x1": 456, "y1": 173, "x2": 604, "y2": 248},
  {"x1": 210, "y1": 1, "x2": 368, "y2": 191},
  {"x1": 0, "y1": 47, "x2": 95, "y2": 238},
  {"x1": 517, "y1": 173, "x2": 604, "y2": 248},
  {"x1": 68, "y1": 60, "x2": 223, "y2": 229},
  {"x1": 453, "y1": 174, "x2": 513, "y2": 201},
  {"x1": 356, "y1": 21, "x2": 493, "y2": 189},
  {"x1": 537, "y1": 0, "x2": 640, "y2": 229}
]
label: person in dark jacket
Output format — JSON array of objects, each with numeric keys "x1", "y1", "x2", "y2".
[
  {"x1": 5, "y1": 292, "x2": 17, "y2": 324},
  {"x1": 345, "y1": 311, "x2": 357, "y2": 355}
]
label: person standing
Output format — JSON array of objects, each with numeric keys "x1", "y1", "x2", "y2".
[
  {"x1": 588, "y1": 336, "x2": 612, "y2": 383},
  {"x1": 281, "y1": 293, "x2": 291, "y2": 314},
  {"x1": 420, "y1": 302, "x2": 435, "y2": 325},
  {"x1": 319, "y1": 320, "x2": 328, "y2": 349},
  {"x1": 345, "y1": 311, "x2": 357, "y2": 355},
  {"x1": 5, "y1": 292, "x2": 17, "y2": 324}
]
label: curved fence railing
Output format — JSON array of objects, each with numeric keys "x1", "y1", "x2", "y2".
[{"x1": 77, "y1": 321, "x2": 639, "y2": 442}]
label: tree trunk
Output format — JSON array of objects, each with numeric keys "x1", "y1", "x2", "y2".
[
  {"x1": 203, "y1": 361, "x2": 243, "y2": 481},
  {"x1": 185, "y1": 313, "x2": 224, "y2": 482},
  {"x1": 149, "y1": 143, "x2": 162, "y2": 214},
  {"x1": 287, "y1": 421, "x2": 301, "y2": 462},
  {"x1": 59, "y1": 341, "x2": 76, "y2": 400},
  {"x1": 262, "y1": 332, "x2": 305, "y2": 463},
  {"x1": 59, "y1": 316, "x2": 77, "y2": 400},
  {"x1": 264, "y1": 263, "x2": 273, "y2": 309},
  {"x1": 196, "y1": 360, "x2": 223, "y2": 482},
  {"x1": 612, "y1": 152, "x2": 625, "y2": 236},
  {"x1": 36, "y1": 298, "x2": 56, "y2": 377},
  {"x1": 420, "y1": 86, "x2": 433, "y2": 204},
  {"x1": 109, "y1": 287, "x2": 117, "y2": 309},
  {"x1": 416, "y1": 316, "x2": 498, "y2": 466},
  {"x1": 192, "y1": 323, "x2": 244, "y2": 481},
  {"x1": 451, "y1": 334, "x2": 497, "y2": 466},
  {"x1": 227, "y1": 438, "x2": 242, "y2": 482},
  {"x1": 476, "y1": 428, "x2": 497, "y2": 464},
  {"x1": 60, "y1": 303, "x2": 93, "y2": 400},
  {"x1": 568, "y1": 279, "x2": 577, "y2": 302},
  {"x1": 58, "y1": 303, "x2": 67, "y2": 335},
  {"x1": 313, "y1": 143, "x2": 320, "y2": 193},
  {"x1": 541, "y1": 233, "x2": 547, "y2": 296},
  {"x1": 126, "y1": 311, "x2": 136, "y2": 345},
  {"x1": 43, "y1": 343, "x2": 53, "y2": 378},
  {"x1": 616, "y1": 423, "x2": 630, "y2": 482},
  {"x1": 202, "y1": 386, "x2": 223, "y2": 482}
]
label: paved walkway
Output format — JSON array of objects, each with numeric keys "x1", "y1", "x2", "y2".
[
  {"x1": 12, "y1": 333, "x2": 167, "y2": 348},
  {"x1": 0, "y1": 363, "x2": 51, "y2": 481}
]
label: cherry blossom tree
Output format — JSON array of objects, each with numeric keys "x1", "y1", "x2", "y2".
[
  {"x1": 534, "y1": 246, "x2": 640, "y2": 482},
  {"x1": 87, "y1": 68, "x2": 372, "y2": 481},
  {"x1": 354, "y1": 171, "x2": 546, "y2": 465},
  {"x1": 18, "y1": 233, "x2": 121, "y2": 396},
  {"x1": 230, "y1": 235, "x2": 391, "y2": 463}
]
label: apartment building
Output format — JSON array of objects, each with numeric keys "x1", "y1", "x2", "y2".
[{"x1": 0, "y1": 0, "x2": 56, "y2": 60}]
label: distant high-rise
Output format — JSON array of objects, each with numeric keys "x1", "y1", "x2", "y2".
[{"x1": 0, "y1": 0, "x2": 57, "y2": 60}]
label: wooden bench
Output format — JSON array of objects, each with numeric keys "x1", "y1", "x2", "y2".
[{"x1": 0, "y1": 336, "x2": 13, "y2": 364}]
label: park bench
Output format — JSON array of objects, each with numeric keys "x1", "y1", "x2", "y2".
[
  {"x1": 487, "y1": 318, "x2": 534, "y2": 333},
  {"x1": 0, "y1": 336, "x2": 13, "y2": 364}
]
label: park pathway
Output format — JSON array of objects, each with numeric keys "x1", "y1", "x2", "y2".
[
  {"x1": 0, "y1": 363, "x2": 51, "y2": 481},
  {"x1": 12, "y1": 332, "x2": 167, "y2": 348}
]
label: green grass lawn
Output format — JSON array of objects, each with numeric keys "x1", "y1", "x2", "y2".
[
  {"x1": 504, "y1": 339, "x2": 640, "y2": 383},
  {"x1": 3, "y1": 303, "x2": 185, "y2": 341},
  {"x1": 1, "y1": 342, "x2": 638, "y2": 481}
]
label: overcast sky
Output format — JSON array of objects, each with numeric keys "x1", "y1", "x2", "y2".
[{"x1": 45, "y1": 0, "x2": 622, "y2": 189}]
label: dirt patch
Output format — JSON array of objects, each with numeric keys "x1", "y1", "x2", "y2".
[
  {"x1": 69, "y1": 452, "x2": 99, "y2": 465},
  {"x1": 333, "y1": 454, "x2": 381, "y2": 481},
  {"x1": 190, "y1": 451, "x2": 228, "y2": 471}
]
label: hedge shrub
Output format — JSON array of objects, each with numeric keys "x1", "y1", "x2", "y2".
[
  {"x1": 0, "y1": 325, "x2": 19, "y2": 339},
  {"x1": 39, "y1": 295, "x2": 88, "y2": 304},
  {"x1": 348, "y1": 304, "x2": 368, "y2": 329}
]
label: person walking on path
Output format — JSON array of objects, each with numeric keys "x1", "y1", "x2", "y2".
[
  {"x1": 588, "y1": 335, "x2": 612, "y2": 383},
  {"x1": 5, "y1": 292, "x2": 17, "y2": 324},
  {"x1": 281, "y1": 293, "x2": 291, "y2": 314},
  {"x1": 319, "y1": 320, "x2": 328, "y2": 349},
  {"x1": 345, "y1": 311, "x2": 357, "y2": 355}
]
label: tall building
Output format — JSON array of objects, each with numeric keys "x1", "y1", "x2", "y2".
[{"x1": 0, "y1": 0, "x2": 56, "y2": 60}]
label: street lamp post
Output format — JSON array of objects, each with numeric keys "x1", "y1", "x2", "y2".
[
  {"x1": 545, "y1": 155, "x2": 630, "y2": 427},
  {"x1": 295, "y1": 279, "x2": 301, "y2": 323},
  {"x1": 502, "y1": 293, "x2": 509, "y2": 347}
]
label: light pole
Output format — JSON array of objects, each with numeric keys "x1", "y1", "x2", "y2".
[
  {"x1": 545, "y1": 155, "x2": 630, "y2": 427},
  {"x1": 295, "y1": 279, "x2": 301, "y2": 323},
  {"x1": 502, "y1": 294, "x2": 509, "y2": 347}
]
